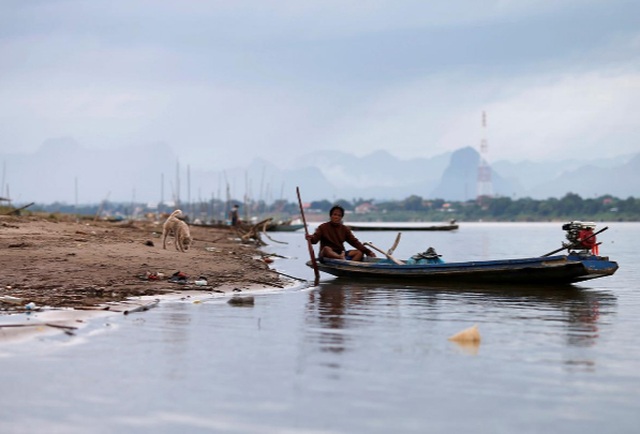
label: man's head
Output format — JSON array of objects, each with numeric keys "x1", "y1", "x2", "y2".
[{"x1": 329, "y1": 205, "x2": 345, "y2": 223}]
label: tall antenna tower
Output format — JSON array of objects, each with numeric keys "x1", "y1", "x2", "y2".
[
  {"x1": 175, "y1": 159, "x2": 181, "y2": 208},
  {"x1": 477, "y1": 111, "x2": 493, "y2": 200}
]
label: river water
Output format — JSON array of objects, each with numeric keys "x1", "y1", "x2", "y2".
[{"x1": 1, "y1": 222, "x2": 639, "y2": 433}]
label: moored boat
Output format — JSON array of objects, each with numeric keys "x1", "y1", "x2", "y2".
[
  {"x1": 305, "y1": 221, "x2": 618, "y2": 285},
  {"x1": 346, "y1": 219, "x2": 459, "y2": 232},
  {"x1": 347, "y1": 223, "x2": 459, "y2": 231},
  {"x1": 265, "y1": 220, "x2": 304, "y2": 232},
  {"x1": 307, "y1": 253, "x2": 618, "y2": 285}
]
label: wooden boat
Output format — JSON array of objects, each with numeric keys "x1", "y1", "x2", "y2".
[
  {"x1": 347, "y1": 220, "x2": 459, "y2": 232},
  {"x1": 306, "y1": 253, "x2": 618, "y2": 285},
  {"x1": 265, "y1": 221, "x2": 304, "y2": 232}
]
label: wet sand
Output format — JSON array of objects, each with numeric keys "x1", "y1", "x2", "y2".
[{"x1": 0, "y1": 214, "x2": 291, "y2": 342}]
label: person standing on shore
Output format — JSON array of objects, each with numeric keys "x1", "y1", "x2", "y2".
[
  {"x1": 306, "y1": 205, "x2": 376, "y2": 261},
  {"x1": 229, "y1": 204, "x2": 240, "y2": 226}
]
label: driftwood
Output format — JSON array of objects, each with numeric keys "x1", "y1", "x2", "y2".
[
  {"x1": 8, "y1": 242, "x2": 31, "y2": 248},
  {"x1": 123, "y1": 300, "x2": 160, "y2": 315},
  {"x1": 260, "y1": 229, "x2": 288, "y2": 245},
  {"x1": 236, "y1": 218, "x2": 273, "y2": 246},
  {"x1": 267, "y1": 268, "x2": 308, "y2": 283},
  {"x1": 4, "y1": 202, "x2": 34, "y2": 215},
  {"x1": 0, "y1": 323, "x2": 78, "y2": 331}
]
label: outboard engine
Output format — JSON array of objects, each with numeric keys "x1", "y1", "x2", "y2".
[{"x1": 561, "y1": 221, "x2": 598, "y2": 253}]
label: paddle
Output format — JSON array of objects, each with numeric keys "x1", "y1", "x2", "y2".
[
  {"x1": 387, "y1": 232, "x2": 402, "y2": 256},
  {"x1": 541, "y1": 226, "x2": 608, "y2": 257},
  {"x1": 296, "y1": 186, "x2": 320, "y2": 286},
  {"x1": 363, "y1": 242, "x2": 405, "y2": 265}
]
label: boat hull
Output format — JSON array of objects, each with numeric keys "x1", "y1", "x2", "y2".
[
  {"x1": 307, "y1": 254, "x2": 618, "y2": 285},
  {"x1": 347, "y1": 224, "x2": 459, "y2": 232},
  {"x1": 266, "y1": 224, "x2": 304, "y2": 232}
]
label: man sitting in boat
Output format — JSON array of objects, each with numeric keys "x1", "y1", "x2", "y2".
[{"x1": 306, "y1": 205, "x2": 376, "y2": 261}]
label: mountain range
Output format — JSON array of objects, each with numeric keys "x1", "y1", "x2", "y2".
[{"x1": 1, "y1": 138, "x2": 638, "y2": 205}]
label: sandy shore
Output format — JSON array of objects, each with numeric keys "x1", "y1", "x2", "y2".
[{"x1": 0, "y1": 214, "x2": 295, "y2": 343}]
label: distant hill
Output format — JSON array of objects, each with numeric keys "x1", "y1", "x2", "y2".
[
  {"x1": 290, "y1": 149, "x2": 451, "y2": 201},
  {"x1": 490, "y1": 153, "x2": 636, "y2": 196},
  {"x1": 429, "y1": 147, "x2": 520, "y2": 201},
  {"x1": 1, "y1": 138, "x2": 638, "y2": 205},
  {"x1": 527, "y1": 153, "x2": 640, "y2": 199}
]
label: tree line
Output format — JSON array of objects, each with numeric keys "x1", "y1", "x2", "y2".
[
  {"x1": 308, "y1": 193, "x2": 639, "y2": 222},
  {"x1": 11, "y1": 192, "x2": 640, "y2": 222}
]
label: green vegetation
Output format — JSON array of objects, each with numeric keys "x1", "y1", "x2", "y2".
[
  {"x1": 8, "y1": 193, "x2": 640, "y2": 222},
  {"x1": 308, "y1": 193, "x2": 640, "y2": 222}
]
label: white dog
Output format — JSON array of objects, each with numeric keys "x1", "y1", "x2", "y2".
[{"x1": 162, "y1": 209, "x2": 192, "y2": 252}]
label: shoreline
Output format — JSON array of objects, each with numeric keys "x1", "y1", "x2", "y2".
[
  {"x1": 0, "y1": 280, "x2": 306, "y2": 346},
  {"x1": 1, "y1": 214, "x2": 301, "y2": 345}
]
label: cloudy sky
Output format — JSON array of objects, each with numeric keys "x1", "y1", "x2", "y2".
[{"x1": 1, "y1": 0, "x2": 639, "y2": 171}]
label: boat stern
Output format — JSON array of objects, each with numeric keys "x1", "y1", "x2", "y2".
[{"x1": 568, "y1": 253, "x2": 619, "y2": 280}]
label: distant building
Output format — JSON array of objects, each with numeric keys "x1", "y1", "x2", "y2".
[
  {"x1": 355, "y1": 202, "x2": 376, "y2": 214},
  {"x1": 440, "y1": 202, "x2": 455, "y2": 212}
]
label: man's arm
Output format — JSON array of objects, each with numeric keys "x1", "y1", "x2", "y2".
[
  {"x1": 345, "y1": 229, "x2": 374, "y2": 256},
  {"x1": 308, "y1": 224, "x2": 323, "y2": 244}
]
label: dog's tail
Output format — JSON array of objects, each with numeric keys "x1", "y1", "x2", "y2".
[{"x1": 169, "y1": 209, "x2": 182, "y2": 218}]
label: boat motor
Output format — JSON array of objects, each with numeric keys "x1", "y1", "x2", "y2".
[{"x1": 561, "y1": 221, "x2": 598, "y2": 252}]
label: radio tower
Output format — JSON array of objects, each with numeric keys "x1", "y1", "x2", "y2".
[{"x1": 477, "y1": 111, "x2": 493, "y2": 201}]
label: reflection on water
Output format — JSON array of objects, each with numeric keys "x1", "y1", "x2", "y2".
[
  {"x1": 305, "y1": 280, "x2": 616, "y2": 355},
  {"x1": 162, "y1": 307, "x2": 193, "y2": 343},
  {"x1": 301, "y1": 280, "x2": 618, "y2": 388},
  {"x1": 2, "y1": 223, "x2": 638, "y2": 434},
  {"x1": 304, "y1": 284, "x2": 404, "y2": 355}
]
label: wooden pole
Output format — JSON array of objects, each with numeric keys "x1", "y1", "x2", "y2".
[
  {"x1": 296, "y1": 187, "x2": 320, "y2": 286},
  {"x1": 363, "y1": 242, "x2": 404, "y2": 265},
  {"x1": 4, "y1": 202, "x2": 34, "y2": 215},
  {"x1": 387, "y1": 232, "x2": 402, "y2": 256}
]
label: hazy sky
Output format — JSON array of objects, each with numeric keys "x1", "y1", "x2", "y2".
[{"x1": 1, "y1": 0, "x2": 639, "y2": 170}]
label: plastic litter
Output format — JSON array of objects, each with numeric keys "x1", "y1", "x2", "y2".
[
  {"x1": 194, "y1": 277, "x2": 208, "y2": 286},
  {"x1": 169, "y1": 271, "x2": 188, "y2": 284},
  {"x1": 0, "y1": 295, "x2": 23, "y2": 305}
]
